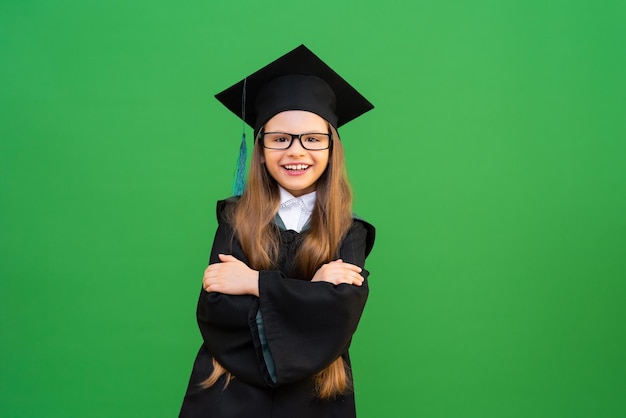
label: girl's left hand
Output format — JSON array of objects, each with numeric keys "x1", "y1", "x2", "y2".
[
  {"x1": 311, "y1": 259, "x2": 364, "y2": 286},
  {"x1": 203, "y1": 254, "x2": 260, "y2": 296}
]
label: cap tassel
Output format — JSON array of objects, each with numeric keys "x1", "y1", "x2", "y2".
[
  {"x1": 233, "y1": 132, "x2": 247, "y2": 196},
  {"x1": 233, "y1": 77, "x2": 248, "y2": 196}
]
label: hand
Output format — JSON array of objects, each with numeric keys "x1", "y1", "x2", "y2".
[
  {"x1": 311, "y1": 259, "x2": 364, "y2": 286},
  {"x1": 203, "y1": 254, "x2": 259, "y2": 296}
]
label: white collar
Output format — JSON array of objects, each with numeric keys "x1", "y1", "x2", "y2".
[
  {"x1": 278, "y1": 187, "x2": 317, "y2": 212},
  {"x1": 278, "y1": 186, "x2": 317, "y2": 232}
]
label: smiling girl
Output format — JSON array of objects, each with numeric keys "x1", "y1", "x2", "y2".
[{"x1": 179, "y1": 45, "x2": 375, "y2": 418}]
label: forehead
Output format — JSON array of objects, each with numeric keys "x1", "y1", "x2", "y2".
[{"x1": 264, "y1": 110, "x2": 328, "y2": 131}]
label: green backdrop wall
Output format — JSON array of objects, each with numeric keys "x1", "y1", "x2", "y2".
[{"x1": 1, "y1": 1, "x2": 625, "y2": 417}]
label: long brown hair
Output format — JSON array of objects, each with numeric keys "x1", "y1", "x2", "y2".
[
  {"x1": 202, "y1": 123, "x2": 355, "y2": 398},
  {"x1": 233, "y1": 123, "x2": 353, "y2": 277}
]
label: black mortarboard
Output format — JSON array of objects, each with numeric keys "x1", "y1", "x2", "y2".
[{"x1": 215, "y1": 44, "x2": 374, "y2": 136}]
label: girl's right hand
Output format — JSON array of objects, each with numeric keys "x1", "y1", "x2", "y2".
[{"x1": 311, "y1": 259, "x2": 364, "y2": 286}]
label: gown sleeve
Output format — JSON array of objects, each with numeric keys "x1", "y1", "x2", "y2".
[
  {"x1": 195, "y1": 201, "x2": 267, "y2": 387},
  {"x1": 254, "y1": 220, "x2": 375, "y2": 385}
]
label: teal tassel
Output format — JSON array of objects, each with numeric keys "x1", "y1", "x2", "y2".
[
  {"x1": 233, "y1": 132, "x2": 247, "y2": 196},
  {"x1": 233, "y1": 77, "x2": 248, "y2": 196}
]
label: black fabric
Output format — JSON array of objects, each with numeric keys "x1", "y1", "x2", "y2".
[
  {"x1": 254, "y1": 75, "x2": 338, "y2": 136},
  {"x1": 179, "y1": 199, "x2": 375, "y2": 418}
]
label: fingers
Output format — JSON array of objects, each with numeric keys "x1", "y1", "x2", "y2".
[
  {"x1": 203, "y1": 255, "x2": 235, "y2": 292},
  {"x1": 204, "y1": 255, "x2": 256, "y2": 294},
  {"x1": 347, "y1": 271, "x2": 365, "y2": 286},
  {"x1": 203, "y1": 275, "x2": 212, "y2": 292},
  {"x1": 312, "y1": 261, "x2": 365, "y2": 286},
  {"x1": 329, "y1": 270, "x2": 364, "y2": 286},
  {"x1": 332, "y1": 263, "x2": 364, "y2": 286},
  {"x1": 203, "y1": 263, "x2": 221, "y2": 292},
  {"x1": 218, "y1": 253, "x2": 238, "y2": 263}
]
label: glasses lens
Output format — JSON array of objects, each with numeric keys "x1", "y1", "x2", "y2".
[
  {"x1": 263, "y1": 133, "x2": 292, "y2": 149},
  {"x1": 301, "y1": 134, "x2": 330, "y2": 150}
]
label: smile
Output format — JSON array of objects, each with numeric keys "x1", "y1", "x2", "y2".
[{"x1": 283, "y1": 164, "x2": 310, "y2": 171}]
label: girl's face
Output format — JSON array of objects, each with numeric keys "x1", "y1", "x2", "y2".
[{"x1": 261, "y1": 110, "x2": 330, "y2": 197}]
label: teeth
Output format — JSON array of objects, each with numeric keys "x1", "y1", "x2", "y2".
[{"x1": 284, "y1": 164, "x2": 309, "y2": 170}]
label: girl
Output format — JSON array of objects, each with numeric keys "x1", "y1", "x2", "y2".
[{"x1": 180, "y1": 45, "x2": 375, "y2": 418}]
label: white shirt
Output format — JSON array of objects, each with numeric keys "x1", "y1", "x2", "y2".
[{"x1": 277, "y1": 186, "x2": 316, "y2": 232}]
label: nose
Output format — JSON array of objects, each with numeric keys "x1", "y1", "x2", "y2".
[{"x1": 287, "y1": 137, "x2": 306, "y2": 155}]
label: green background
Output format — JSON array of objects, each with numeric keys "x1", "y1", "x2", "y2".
[{"x1": 1, "y1": 1, "x2": 625, "y2": 417}]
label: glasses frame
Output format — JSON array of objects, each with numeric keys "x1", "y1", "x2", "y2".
[{"x1": 260, "y1": 131, "x2": 333, "y2": 151}]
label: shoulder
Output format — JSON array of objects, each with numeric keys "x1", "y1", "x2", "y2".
[
  {"x1": 351, "y1": 215, "x2": 376, "y2": 257},
  {"x1": 215, "y1": 196, "x2": 240, "y2": 224}
]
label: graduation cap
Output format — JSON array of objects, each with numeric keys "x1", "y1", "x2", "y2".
[{"x1": 215, "y1": 44, "x2": 374, "y2": 195}]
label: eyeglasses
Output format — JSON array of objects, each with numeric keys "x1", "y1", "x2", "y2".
[{"x1": 260, "y1": 132, "x2": 332, "y2": 150}]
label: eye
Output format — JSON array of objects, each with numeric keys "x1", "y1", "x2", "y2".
[
  {"x1": 268, "y1": 134, "x2": 290, "y2": 143},
  {"x1": 302, "y1": 135, "x2": 322, "y2": 143}
]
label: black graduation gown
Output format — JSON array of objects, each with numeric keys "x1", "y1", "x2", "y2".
[{"x1": 179, "y1": 199, "x2": 375, "y2": 418}]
